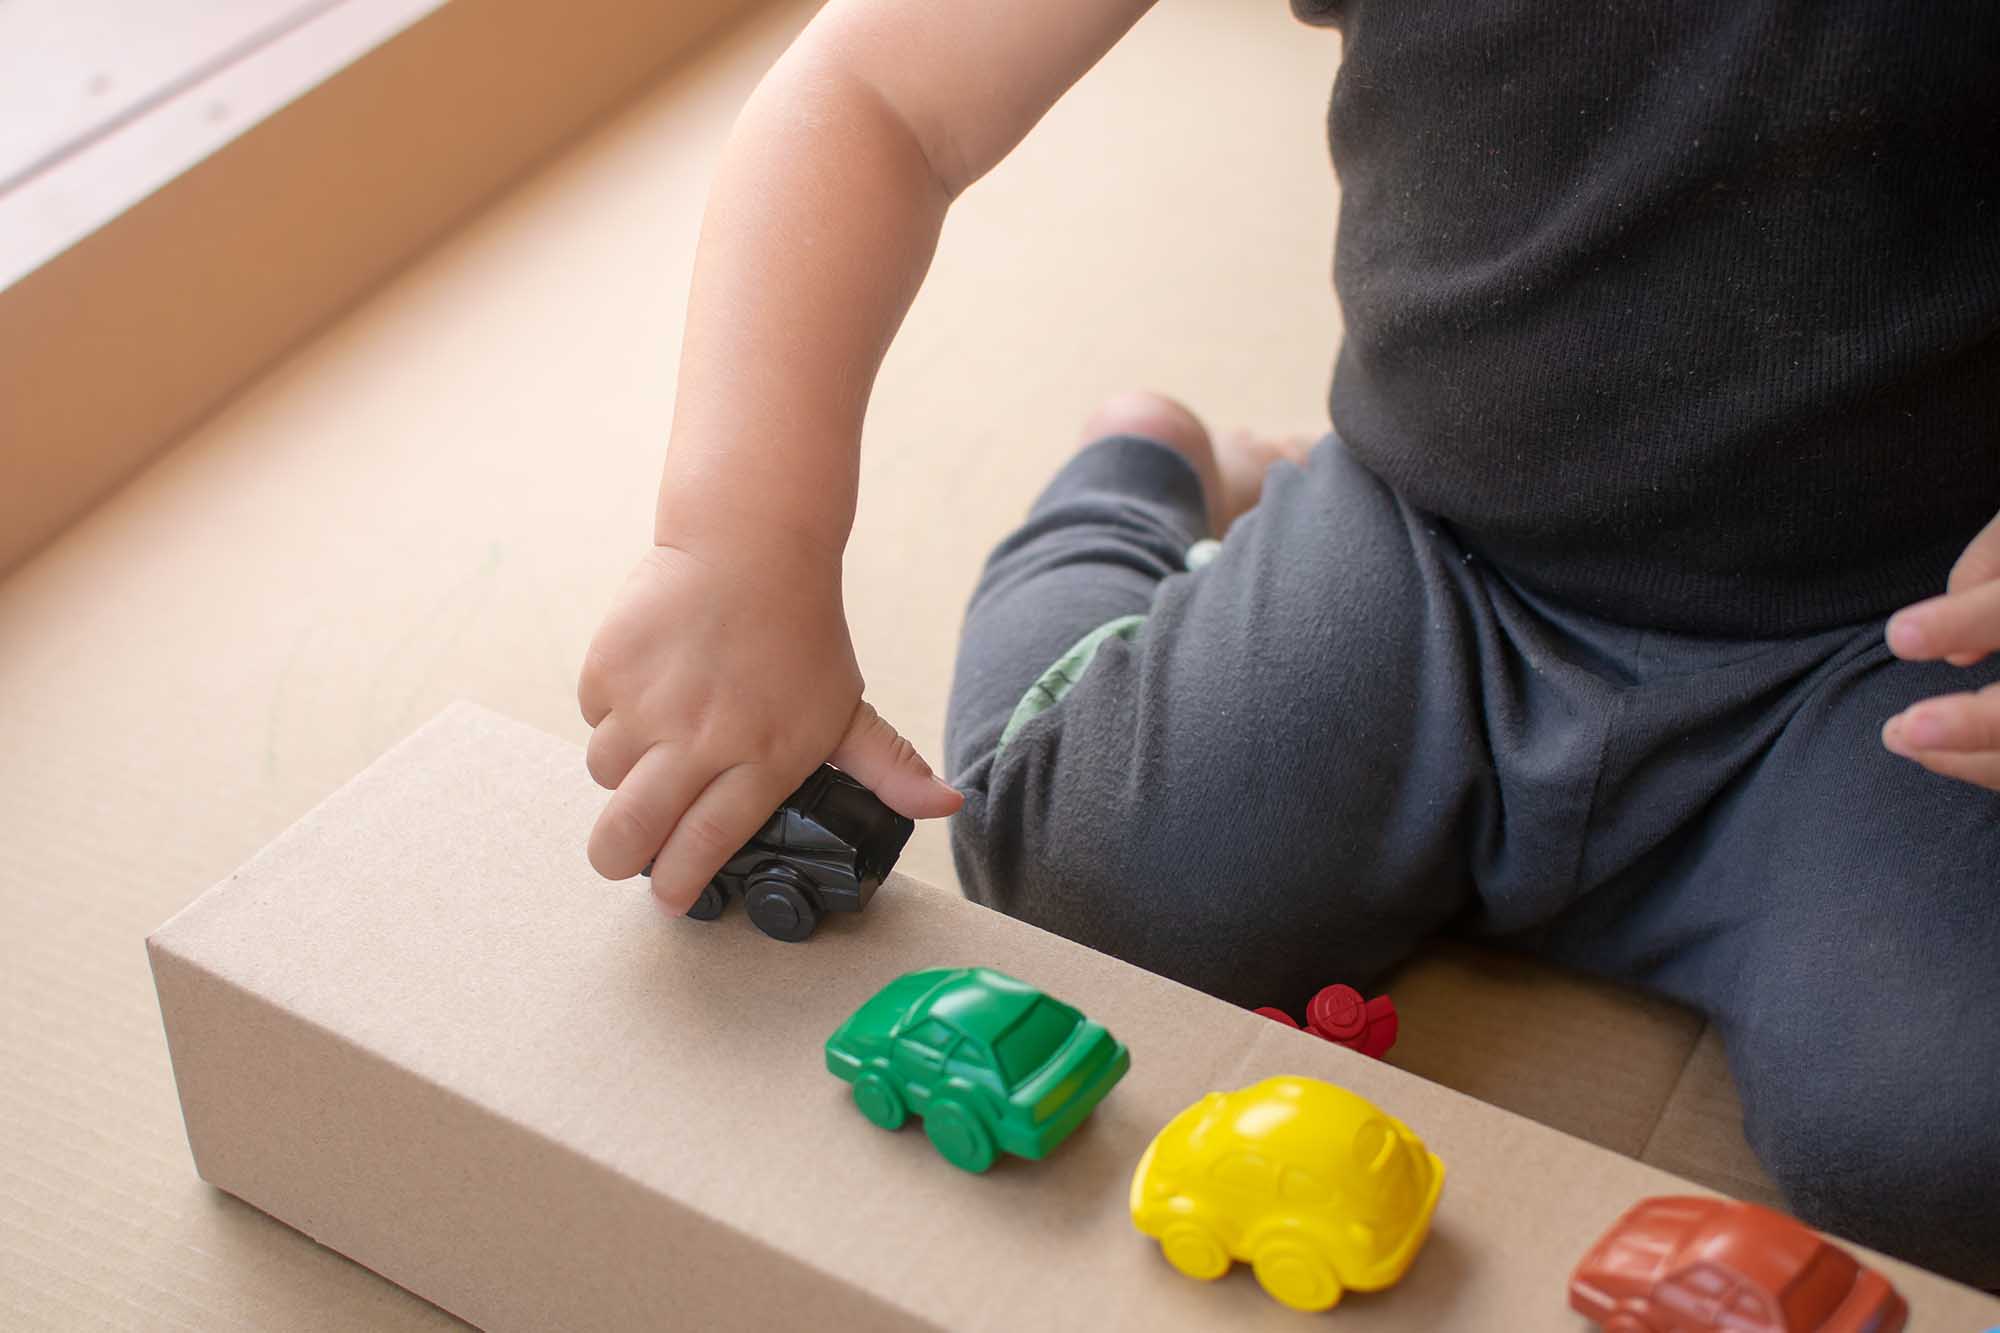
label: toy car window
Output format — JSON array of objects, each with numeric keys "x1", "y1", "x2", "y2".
[
  {"x1": 1279, "y1": 1167, "x2": 1331, "y2": 1206},
  {"x1": 782, "y1": 811, "x2": 846, "y2": 853},
  {"x1": 1721, "y1": 1288, "x2": 1775, "y2": 1331},
  {"x1": 905, "y1": 1020, "x2": 956, "y2": 1057},
  {"x1": 992, "y1": 999, "x2": 1078, "y2": 1086},
  {"x1": 1212, "y1": 1152, "x2": 1276, "y2": 1194},
  {"x1": 1351, "y1": 1118, "x2": 1393, "y2": 1171},
  {"x1": 807, "y1": 778, "x2": 897, "y2": 852},
  {"x1": 1656, "y1": 1284, "x2": 1707, "y2": 1319},
  {"x1": 1657, "y1": 1267, "x2": 1726, "y2": 1321}
]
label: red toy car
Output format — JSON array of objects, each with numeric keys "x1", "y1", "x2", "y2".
[
  {"x1": 1253, "y1": 984, "x2": 1398, "y2": 1059},
  {"x1": 1569, "y1": 1197, "x2": 1906, "y2": 1333}
]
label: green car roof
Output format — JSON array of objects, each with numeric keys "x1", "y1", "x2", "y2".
[
  {"x1": 924, "y1": 970, "x2": 1070, "y2": 1045},
  {"x1": 829, "y1": 967, "x2": 959, "y2": 1048},
  {"x1": 829, "y1": 966, "x2": 1078, "y2": 1050}
]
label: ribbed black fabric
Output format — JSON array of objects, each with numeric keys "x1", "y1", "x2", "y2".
[{"x1": 1294, "y1": 0, "x2": 2000, "y2": 634}]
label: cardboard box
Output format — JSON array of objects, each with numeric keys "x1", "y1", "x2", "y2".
[{"x1": 147, "y1": 704, "x2": 2000, "y2": 1331}]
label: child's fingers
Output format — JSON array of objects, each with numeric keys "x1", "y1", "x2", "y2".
[
  {"x1": 1885, "y1": 578, "x2": 2000, "y2": 665},
  {"x1": 586, "y1": 743, "x2": 705, "y2": 882},
  {"x1": 1885, "y1": 684, "x2": 2000, "y2": 751},
  {"x1": 1275, "y1": 433, "x2": 1317, "y2": 465},
  {"x1": 1883, "y1": 685, "x2": 2000, "y2": 792},
  {"x1": 1885, "y1": 744, "x2": 2000, "y2": 793},
  {"x1": 583, "y1": 712, "x2": 650, "y2": 791},
  {"x1": 829, "y1": 699, "x2": 963, "y2": 820},
  {"x1": 645, "y1": 763, "x2": 798, "y2": 914},
  {"x1": 577, "y1": 646, "x2": 615, "y2": 727}
]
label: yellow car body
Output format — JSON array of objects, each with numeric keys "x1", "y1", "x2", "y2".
[{"x1": 1129, "y1": 1076, "x2": 1445, "y2": 1312}]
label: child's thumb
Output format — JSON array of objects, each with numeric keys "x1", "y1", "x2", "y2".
[{"x1": 830, "y1": 699, "x2": 964, "y2": 820}]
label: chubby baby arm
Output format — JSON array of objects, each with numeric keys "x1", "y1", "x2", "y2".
[{"x1": 579, "y1": 0, "x2": 1158, "y2": 908}]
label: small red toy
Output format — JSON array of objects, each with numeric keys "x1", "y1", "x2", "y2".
[
  {"x1": 1254, "y1": 984, "x2": 1398, "y2": 1059},
  {"x1": 1570, "y1": 1197, "x2": 1907, "y2": 1333}
]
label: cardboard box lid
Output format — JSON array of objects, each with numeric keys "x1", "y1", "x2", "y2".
[{"x1": 148, "y1": 703, "x2": 2000, "y2": 1330}]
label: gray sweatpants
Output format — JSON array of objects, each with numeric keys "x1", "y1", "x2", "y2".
[{"x1": 945, "y1": 433, "x2": 2000, "y2": 1286}]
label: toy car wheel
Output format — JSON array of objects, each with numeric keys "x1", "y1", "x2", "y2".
[
  {"x1": 924, "y1": 1099, "x2": 996, "y2": 1172},
  {"x1": 1251, "y1": 1238, "x2": 1342, "y2": 1312},
  {"x1": 1158, "y1": 1223, "x2": 1231, "y2": 1282},
  {"x1": 852, "y1": 1073, "x2": 907, "y2": 1131},
  {"x1": 685, "y1": 880, "x2": 728, "y2": 922},
  {"x1": 743, "y1": 867, "x2": 821, "y2": 942}
]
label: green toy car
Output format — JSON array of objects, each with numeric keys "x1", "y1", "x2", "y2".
[{"x1": 825, "y1": 967, "x2": 1130, "y2": 1172}]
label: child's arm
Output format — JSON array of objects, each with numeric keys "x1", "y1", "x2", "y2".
[
  {"x1": 1885, "y1": 509, "x2": 2000, "y2": 790},
  {"x1": 579, "y1": 0, "x2": 1157, "y2": 906}
]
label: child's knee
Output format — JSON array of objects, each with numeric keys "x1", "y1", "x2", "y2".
[
  {"x1": 945, "y1": 783, "x2": 1015, "y2": 916},
  {"x1": 1746, "y1": 1057, "x2": 2000, "y2": 1287},
  {"x1": 946, "y1": 733, "x2": 1259, "y2": 1001},
  {"x1": 946, "y1": 757, "x2": 1145, "y2": 942}
]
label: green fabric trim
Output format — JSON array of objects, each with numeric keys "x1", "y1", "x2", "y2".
[{"x1": 996, "y1": 614, "x2": 1147, "y2": 756}]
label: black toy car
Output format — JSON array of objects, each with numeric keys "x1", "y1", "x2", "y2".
[{"x1": 645, "y1": 765, "x2": 913, "y2": 942}]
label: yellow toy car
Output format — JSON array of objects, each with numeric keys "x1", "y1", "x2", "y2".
[{"x1": 1129, "y1": 1075, "x2": 1445, "y2": 1312}]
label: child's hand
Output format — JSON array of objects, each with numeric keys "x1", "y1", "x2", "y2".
[
  {"x1": 578, "y1": 539, "x2": 960, "y2": 911},
  {"x1": 575, "y1": 0, "x2": 1154, "y2": 904},
  {"x1": 1882, "y1": 511, "x2": 2000, "y2": 791}
]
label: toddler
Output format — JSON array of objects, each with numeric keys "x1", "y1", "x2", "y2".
[{"x1": 577, "y1": 0, "x2": 2000, "y2": 1283}]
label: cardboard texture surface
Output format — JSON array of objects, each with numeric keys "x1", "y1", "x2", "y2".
[
  {"x1": 1639, "y1": 1027, "x2": 1788, "y2": 1211},
  {"x1": 1383, "y1": 943, "x2": 1706, "y2": 1163},
  {"x1": 148, "y1": 704, "x2": 2000, "y2": 1331},
  {"x1": 0, "y1": 0, "x2": 1866, "y2": 1323}
]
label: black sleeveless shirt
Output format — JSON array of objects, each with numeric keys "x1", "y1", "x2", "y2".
[{"x1": 1296, "y1": 0, "x2": 2000, "y2": 634}]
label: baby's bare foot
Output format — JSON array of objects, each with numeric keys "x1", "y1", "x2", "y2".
[
  {"x1": 1080, "y1": 391, "x2": 1225, "y2": 533},
  {"x1": 1214, "y1": 427, "x2": 1314, "y2": 529},
  {"x1": 1082, "y1": 391, "x2": 1312, "y2": 535}
]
